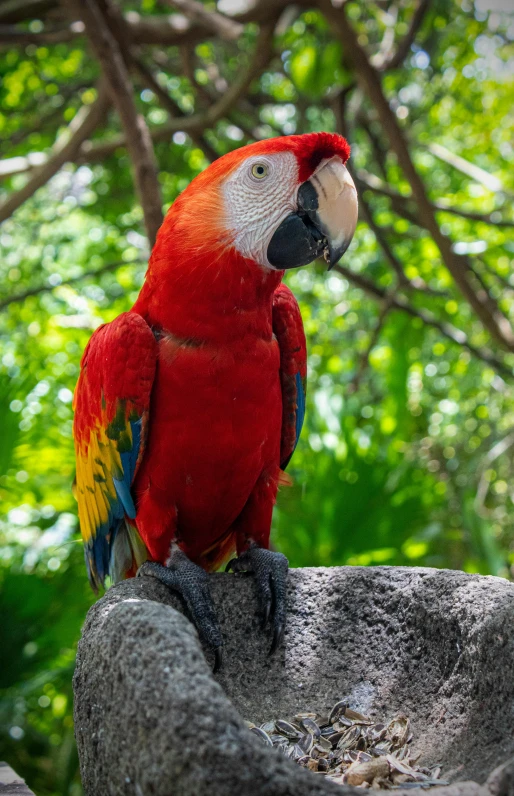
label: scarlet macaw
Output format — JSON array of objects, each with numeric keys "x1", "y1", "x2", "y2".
[{"x1": 73, "y1": 132, "x2": 358, "y2": 669}]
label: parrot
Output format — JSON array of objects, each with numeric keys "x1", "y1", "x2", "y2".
[{"x1": 73, "y1": 132, "x2": 358, "y2": 670}]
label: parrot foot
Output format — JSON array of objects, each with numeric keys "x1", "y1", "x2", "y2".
[
  {"x1": 226, "y1": 544, "x2": 288, "y2": 656},
  {"x1": 137, "y1": 549, "x2": 223, "y2": 673}
]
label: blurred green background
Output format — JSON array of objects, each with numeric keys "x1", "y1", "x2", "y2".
[{"x1": 1, "y1": 0, "x2": 513, "y2": 792}]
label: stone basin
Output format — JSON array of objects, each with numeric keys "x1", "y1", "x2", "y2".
[{"x1": 73, "y1": 566, "x2": 514, "y2": 795}]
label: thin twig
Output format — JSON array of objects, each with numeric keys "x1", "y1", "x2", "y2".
[
  {"x1": 428, "y1": 142, "x2": 504, "y2": 194},
  {"x1": 371, "y1": 5, "x2": 398, "y2": 69},
  {"x1": 0, "y1": 86, "x2": 109, "y2": 225},
  {"x1": 2, "y1": 80, "x2": 92, "y2": 153},
  {"x1": 475, "y1": 432, "x2": 514, "y2": 516},
  {"x1": 476, "y1": 258, "x2": 514, "y2": 294},
  {"x1": 347, "y1": 296, "x2": 394, "y2": 394},
  {"x1": 0, "y1": 20, "x2": 275, "y2": 174},
  {"x1": 333, "y1": 264, "x2": 512, "y2": 378},
  {"x1": 323, "y1": 2, "x2": 514, "y2": 351},
  {"x1": 0, "y1": 258, "x2": 143, "y2": 312},
  {"x1": 380, "y1": 0, "x2": 431, "y2": 70},
  {"x1": 125, "y1": 0, "x2": 284, "y2": 45},
  {"x1": 359, "y1": 197, "x2": 448, "y2": 298},
  {"x1": 133, "y1": 56, "x2": 219, "y2": 163},
  {"x1": 0, "y1": 22, "x2": 81, "y2": 44},
  {"x1": 164, "y1": 0, "x2": 243, "y2": 41},
  {"x1": 359, "y1": 198, "x2": 409, "y2": 288},
  {"x1": 0, "y1": 0, "x2": 56, "y2": 24},
  {"x1": 356, "y1": 168, "x2": 514, "y2": 228},
  {"x1": 67, "y1": 0, "x2": 163, "y2": 246}
]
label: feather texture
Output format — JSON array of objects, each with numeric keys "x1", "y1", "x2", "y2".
[
  {"x1": 72, "y1": 312, "x2": 157, "y2": 589},
  {"x1": 272, "y1": 283, "x2": 307, "y2": 471}
]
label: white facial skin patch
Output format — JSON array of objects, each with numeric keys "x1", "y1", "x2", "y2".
[{"x1": 222, "y1": 151, "x2": 300, "y2": 268}]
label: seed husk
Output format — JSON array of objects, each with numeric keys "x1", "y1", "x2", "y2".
[
  {"x1": 386, "y1": 754, "x2": 427, "y2": 780},
  {"x1": 329, "y1": 700, "x2": 348, "y2": 724},
  {"x1": 345, "y1": 757, "x2": 389, "y2": 786},
  {"x1": 300, "y1": 717, "x2": 321, "y2": 738},
  {"x1": 333, "y1": 716, "x2": 353, "y2": 729},
  {"x1": 337, "y1": 725, "x2": 361, "y2": 750},
  {"x1": 275, "y1": 719, "x2": 300, "y2": 739},
  {"x1": 298, "y1": 732, "x2": 314, "y2": 754},
  {"x1": 246, "y1": 699, "x2": 446, "y2": 789},
  {"x1": 387, "y1": 714, "x2": 410, "y2": 748},
  {"x1": 315, "y1": 736, "x2": 332, "y2": 752},
  {"x1": 345, "y1": 707, "x2": 373, "y2": 724},
  {"x1": 250, "y1": 726, "x2": 272, "y2": 746}
]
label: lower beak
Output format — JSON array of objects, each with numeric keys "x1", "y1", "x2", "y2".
[{"x1": 267, "y1": 158, "x2": 358, "y2": 271}]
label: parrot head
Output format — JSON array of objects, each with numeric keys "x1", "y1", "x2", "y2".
[{"x1": 161, "y1": 132, "x2": 358, "y2": 273}]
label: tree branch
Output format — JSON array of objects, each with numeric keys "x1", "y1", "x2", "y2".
[
  {"x1": 1, "y1": 18, "x2": 273, "y2": 176},
  {"x1": 126, "y1": 0, "x2": 284, "y2": 46},
  {"x1": 0, "y1": 0, "x2": 56, "y2": 24},
  {"x1": 347, "y1": 295, "x2": 394, "y2": 394},
  {"x1": 132, "y1": 56, "x2": 219, "y2": 163},
  {"x1": 323, "y1": 3, "x2": 514, "y2": 352},
  {"x1": 379, "y1": 0, "x2": 431, "y2": 71},
  {"x1": 475, "y1": 432, "x2": 514, "y2": 516},
  {"x1": 360, "y1": 198, "x2": 449, "y2": 297},
  {"x1": 164, "y1": 0, "x2": 243, "y2": 41},
  {"x1": 333, "y1": 263, "x2": 511, "y2": 378},
  {"x1": 0, "y1": 22, "x2": 81, "y2": 44},
  {"x1": 66, "y1": 0, "x2": 163, "y2": 247},
  {"x1": 0, "y1": 86, "x2": 109, "y2": 225},
  {"x1": 0, "y1": 0, "x2": 285, "y2": 48},
  {"x1": 1, "y1": 80, "x2": 93, "y2": 153},
  {"x1": 0, "y1": 258, "x2": 143, "y2": 312},
  {"x1": 428, "y1": 142, "x2": 504, "y2": 194},
  {"x1": 356, "y1": 168, "x2": 514, "y2": 228}
]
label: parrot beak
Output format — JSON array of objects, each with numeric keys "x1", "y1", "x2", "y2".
[{"x1": 267, "y1": 158, "x2": 358, "y2": 271}]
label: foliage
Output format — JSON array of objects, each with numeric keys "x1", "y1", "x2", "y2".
[{"x1": 0, "y1": 0, "x2": 513, "y2": 792}]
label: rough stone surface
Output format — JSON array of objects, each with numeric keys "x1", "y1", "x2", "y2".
[{"x1": 74, "y1": 566, "x2": 514, "y2": 795}]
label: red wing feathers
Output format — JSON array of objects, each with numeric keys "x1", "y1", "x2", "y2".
[{"x1": 272, "y1": 284, "x2": 307, "y2": 471}]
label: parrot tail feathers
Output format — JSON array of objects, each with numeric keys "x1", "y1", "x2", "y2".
[{"x1": 110, "y1": 520, "x2": 149, "y2": 583}]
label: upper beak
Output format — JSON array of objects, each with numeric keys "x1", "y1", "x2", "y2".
[{"x1": 267, "y1": 158, "x2": 358, "y2": 271}]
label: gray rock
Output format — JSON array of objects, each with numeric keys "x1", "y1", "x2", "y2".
[{"x1": 73, "y1": 566, "x2": 514, "y2": 795}]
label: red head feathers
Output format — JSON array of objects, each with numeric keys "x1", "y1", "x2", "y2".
[{"x1": 133, "y1": 133, "x2": 357, "y2": 342}]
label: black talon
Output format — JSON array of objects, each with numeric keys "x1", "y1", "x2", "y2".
[
  {"x1": 213, "y1": 646, "x2": 223, "y2": 674},
  {"x1": 138, "y1": 549, "x2": 224, "y2": 670},
  {"x1": 270, "y1": 622, "x2": 284, "y2": 657},
  {"x1": 226, "y1": 544, "x2": 288, "y2": 655}
]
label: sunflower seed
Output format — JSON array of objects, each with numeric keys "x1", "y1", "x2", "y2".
[
  {"x1": 247, "y1": 705, "x2": 447, "y2": 789},
  {"x1": 334, "y1": 716, "x2": 353, "y2": 729},
  {"x1": 300, "y1": 717, "x2": 321, "y2": 738},
  {"x1": 250, "y1": 726, "x2": 272, "y2": 746},
  {"x1": 345, "y1": 708, "x2": 372, "y2": 724},
  {"x1": 329, "y1": 700, "x2": 348, "y2": 724},
  {"x1": 298, "y1": 732, "x2": 314, "y2": 754},
  {"x1": 275, "y1": 719, "x2": 300, "y2": 739},
  {"x1": 318, "y1": 757, "x2": 329, "y2": 772},
  {"x1": 337, "y1": 725, "x2": 361, "y2": 750},
  {"x1": 315, "y1": 735, "x2": 332, "y2": 752}
]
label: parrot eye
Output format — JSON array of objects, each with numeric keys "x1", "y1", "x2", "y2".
[{"x1": 251, "y1": 163, "x2": 268, "y2": 179}]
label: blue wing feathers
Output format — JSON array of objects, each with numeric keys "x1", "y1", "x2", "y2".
[{"x1": 88, "y1": 417, "x2": 142, "y2": 585}]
